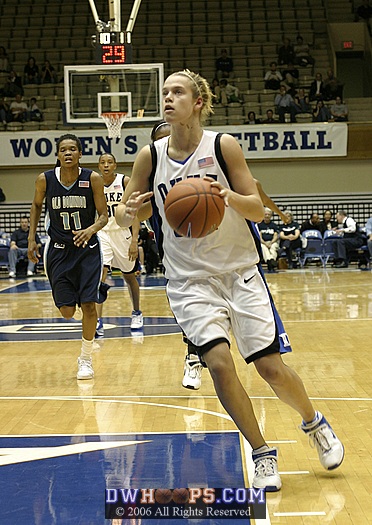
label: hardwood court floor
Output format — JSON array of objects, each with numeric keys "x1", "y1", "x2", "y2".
[{"x1": 0, "y1": 268, "x2": 371, "y2": 524}]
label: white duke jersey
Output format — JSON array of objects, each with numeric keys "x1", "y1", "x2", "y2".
[
  {"x1": 151, "y1": 130, "x2": 260, "y2": 280},
  {"x1": 102, "y1": 173, "x2": 127, "y2": 233}
]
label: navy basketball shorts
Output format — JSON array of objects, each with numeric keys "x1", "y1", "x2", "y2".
[
  {"x1": 167, "y1": 265, "x2": 280, "y2": 363},
  {"x1": 44, "y1": 238, "x2": 103, "y2": 308}
]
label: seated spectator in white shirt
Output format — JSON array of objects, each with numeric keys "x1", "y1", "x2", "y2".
[{"x1": 10, "y1": 94, "x2": 28, "y2": 122}]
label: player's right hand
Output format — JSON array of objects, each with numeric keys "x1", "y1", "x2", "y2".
[
  {"x1": 116, "y1": 191, "x2": 153, "y2": 227},
  {"x1": 28, "y1": 240, "x2": 40, "y2": 263}
]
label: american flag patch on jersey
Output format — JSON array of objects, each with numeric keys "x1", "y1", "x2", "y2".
[
  {"x1": 198, "y1": 156, "x2": 214, "y2": 168},
  {"x1": 114, "y1": 185, "x2": 121, "y2": 190},
  {"x1": 79, "y1": 181, "x2": 90, "y2": 188}
]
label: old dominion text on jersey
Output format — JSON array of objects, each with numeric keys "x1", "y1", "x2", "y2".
[{"x1": 51, "y1": 196, "x2": 87, "y2": 209}]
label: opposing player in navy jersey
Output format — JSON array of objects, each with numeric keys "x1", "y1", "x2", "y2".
[
  {"x1": 116, "y1": 70, "x2": 344, "y2": 491},
  {"x1": 95, "y1": 153, "x2": 142, "y2": 338},
  {"x1": 28, "y1": 134, "x2": 108, "y2": 380}
]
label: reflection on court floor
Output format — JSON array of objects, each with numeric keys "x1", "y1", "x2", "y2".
[{"x1": 0, "y1": 431, "x2": 249, "y2": 525}]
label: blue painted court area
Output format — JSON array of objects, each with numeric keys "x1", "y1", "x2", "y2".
[
  {"x1": 0, "y1": 432, "x2": 250, "y2": 525},
  {"x1": 0, "y1": 273, "x2": 167, "y2": 294},
  {"x1": 0, "y1": 316, "x2": 181, "y2": 342}
]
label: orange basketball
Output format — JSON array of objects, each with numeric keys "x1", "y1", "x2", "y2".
[
  {"x1": 172, "y1": 488, "x2": 189, "y2": 504},
  {"x1": 155, "y1": 488, "x2": 173, "y2": 504},
  {"x1": 164, "y1": 178, "x2": 225, "y2": 238}
]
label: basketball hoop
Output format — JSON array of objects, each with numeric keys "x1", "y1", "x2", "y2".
[{"x1": 101, "y1": 112, "x2": 127, "y2": 139}]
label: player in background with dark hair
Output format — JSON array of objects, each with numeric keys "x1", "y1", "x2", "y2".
[
  {"x1": 28, "y1": 134, "x2": 108, "y2": 380},
  {"x1": 115, "y1": 70, "x2": 344, "y2": 491},
  {"x1": 95, "y1": 153, "x2": 143, "y2": 338},
  {"x1": 151, "y1": 120, "x2": 171, "y2": 142}
]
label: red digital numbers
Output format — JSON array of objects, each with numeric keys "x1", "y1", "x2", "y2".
[
  {"x1": 102, "y1": 45, "x2": 126, "y2": 64},
  {"x1": 342, "y1": 41, "x2": 353, "y2": 49}
]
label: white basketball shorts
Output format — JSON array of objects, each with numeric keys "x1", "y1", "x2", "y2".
[
  {"x1": 167, "y1": 265, "x2": 278, "y2": 363},
  {"x1": 98, "y1": 228, "x2": 136, "y2": 273}
]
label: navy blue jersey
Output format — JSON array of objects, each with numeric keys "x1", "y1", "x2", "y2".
[
  {"x1": 258, "y1": 220, "x2": 279, "y2": 242},
  {"x1": 45, "y1": 167, "x2": 97, "y2": 245}
]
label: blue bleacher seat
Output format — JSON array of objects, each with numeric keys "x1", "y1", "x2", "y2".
[{"x1": 300, "y1": 230, "x2": 325, "y2": 267}]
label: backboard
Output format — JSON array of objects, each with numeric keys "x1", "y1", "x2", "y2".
[{"x1": 64, "y1": 63, "x2": 164, "y2": 125}]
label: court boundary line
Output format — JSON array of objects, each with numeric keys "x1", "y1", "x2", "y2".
[{"x1": 1, "y1": 395, "x2": 371, "y2": 401}]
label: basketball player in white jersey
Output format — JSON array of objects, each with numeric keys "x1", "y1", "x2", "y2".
[
  {"x1": 115, "y1": 70, "x2": 344, "y2": 491},
  {"x1": 96, "y1": 153, "x2": 143, "y2": 336}
]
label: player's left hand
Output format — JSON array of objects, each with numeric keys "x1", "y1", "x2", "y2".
[
  {"x1": 128, "y1": 241, "x2": 139, "y2": 261},
  {"x1": 73, "y1": 228, "x2": 93, "y2": 248},
  {"x1": 204, "y1": 177, "x2": 230, "y2": 207}
]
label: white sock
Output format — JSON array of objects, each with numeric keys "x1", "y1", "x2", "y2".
[
  {"x1": 253, "y1": 444, "x2": 271, "y2": 454},
  {"x1": 303, "y1": 411, "x2": 321, "y2": 428},
  {"x1": 80, "y1": 337, "x2": 93, "y2": 360}
]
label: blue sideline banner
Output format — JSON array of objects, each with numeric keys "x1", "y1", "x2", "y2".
[{"x1": 0, "y1": 123, "x2": 347, "y2": 167}]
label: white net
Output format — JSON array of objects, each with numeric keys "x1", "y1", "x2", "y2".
[{"x1": 101, "y1": 112, "x2": 127, "y2": 139}]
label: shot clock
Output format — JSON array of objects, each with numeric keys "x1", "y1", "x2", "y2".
[{"x1": 95, "y1": 32, "x2": 133, "y2": 64}]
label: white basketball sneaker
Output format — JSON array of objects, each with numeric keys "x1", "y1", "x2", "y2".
[
  {"x1": 182, "y1": 354, "x2": 203, "y2": 390},
  {"x1": 252, "y1": 447, "x2": 282, "y2": 492},
  {"x1": 301, "y1": 412, "x2": 344, "y2": 470},
  {"x1": 95, "y1": 318, "x2": 104, "y2": 338},
  {"x1": 77, "y1": 357, "x2": 94, "y2": 380},
  {"x1": 131, "y1": 310, "x2": 143, "y2": 330}
]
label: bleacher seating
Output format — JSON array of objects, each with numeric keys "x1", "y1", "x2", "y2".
[{"x1": 0, "y1": 0, "x2": 371, "y2": 129}]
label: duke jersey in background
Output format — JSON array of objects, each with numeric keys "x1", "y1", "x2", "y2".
[
  {"x1": 150, "y1": 130, "x2": 259, "y2": 280},
  {"x1": 98, "y1": 173, "x2": 135, "y2": 273},
  {"x1": 44, "y1": 167, "x2": 97, "y2": 245},
  {"x1": 101, "y1": 174, "x2": 128, "y2": 233}
]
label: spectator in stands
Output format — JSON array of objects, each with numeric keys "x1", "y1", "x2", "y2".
[
  {"x1": 300, "y1": 213, "x2": 322, "y2": 234},
  {"x1": 8, "y1": 216, "x2": 41, "y2": 278},
  {"x1": 264, "y1": 61, "x2": 283, "y2": 91},
  {"x1": 28, "y1": 97, "x2": 43, "y2": 122},
  {"x1": 332, "y1": 210, "x2": 364, "y2": 268},
  {"x1": 262, "y1": 108, "x2": 278, "y2": 123},
  {"x1": 10, "y1": 94, "x2": 28, "y2": 123},
  {"x1": 3, "y1": 70, "x2": 23, "y2": 97},
  {"x1": 279, "y1": 211, "x2": 302, "y2": 269},
  {"x1": 215, "y1": 49, "x2": 234, "y2": 80},
  {"x1": 274, "y1": 85, "x2": 296, "y2": 122},
  {"x1": 214, "y1": 78, "x2": 241, "y2": 106},
  {"x1": 330, "y1": 96, "x2": 348, "y2": 122},
  {"x1": 210, "y1": 77, "x2": 219, "y2": 98},
  {"x1": 319, "y1": 209, "x2": 337, "y2": 234},
  {"x1": 294, "y1": 35, "x2": 315, "y2": 67},
  {"x1": 40, "y1": 60, "x2": 57, "y2": 84},
  {"x1": 258, "y1": 208, "x2": 280, "y2": 273},
  {"x1": 281, "y1": 61, "x2": 299, "y2": 95},
  {"x1": 309, "y1": 73, "x2": 326, "y2": 101},
  {"x1": 365, "y1": 216, "x2": 372, "y2": 259},
  {"x1": 323, "y1": 69, "x2": 344, "y2": 101},
  {"x1": 312, "y1": 100, "x2": 331, "y2": 122},
  {"x1": 293, "y1": 89, "x2": 312, "y2": 114},
  {"x1": 0, "y1": 46, "x2": 12, "y2": 74},
  {"x1": 355, "y1": 0, "x2": 372, "y2": 35},
  {"x1": 277, "y1": 37, "x2": 295, "y2": 67},
  {"x1": 245, "y1": 111, "x2": 261, "y2": 124},
  {"x1": 0, "y1": 97, "x2": 11, "y2": 125},
  {"x1": 23, "y1": 57, "x2": 40, "y2": 85}
]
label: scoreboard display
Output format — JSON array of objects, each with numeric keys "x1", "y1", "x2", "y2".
[{"x1": 95, "y1": 32, "x2": 133, "y2": 64}]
